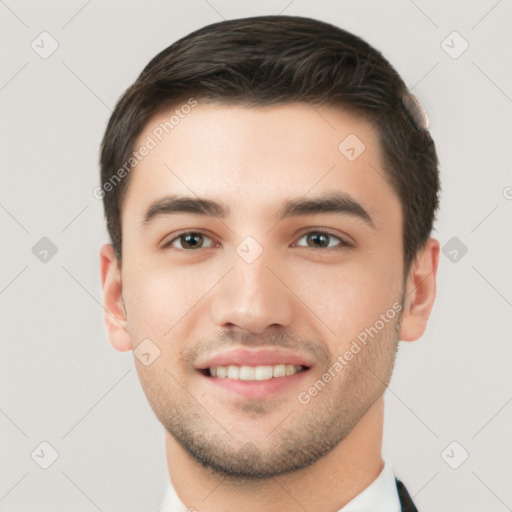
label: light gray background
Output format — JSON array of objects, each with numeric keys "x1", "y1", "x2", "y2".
[{"x1": 1, "y1": 0, "x2": 511, "y2": 510}]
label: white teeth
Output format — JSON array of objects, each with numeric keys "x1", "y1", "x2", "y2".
[
  {"x1": 239, "y1": 366, "x2": 255, "y2": 380},
  {"x1": 255, "y1": 365, "x2": 273, "y2": 380},
  {"x1": 273, "y1": 364, "x2": 286, "y2": 377},
  {"x1": 207, "y1": 364, "x2": 305, "y2": 381},
  {"x1": 285, "y1": 364, "x2": 295, "y2": 376},
  {"x1": 227, "y1": 365, "x2": 240, "y2": 379}
]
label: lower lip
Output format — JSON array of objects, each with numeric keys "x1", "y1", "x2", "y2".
[{"x1": 198, "y1": 369, "x2": 310, "y2": 398}]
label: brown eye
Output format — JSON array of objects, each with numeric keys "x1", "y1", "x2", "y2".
[
  {"x1": 295, "y1": 231, "x2": 350, "y2": 249},
  {"x1": 166, "y1": 232, "x2": 214, "y2": 250}
]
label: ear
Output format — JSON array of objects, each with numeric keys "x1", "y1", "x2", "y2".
[
  {"x1": 399, "y1": 237, "x2": 440, "y2": 342},
  {"x1": 99, "y1": 244, "x2": 132, "y2": 352}
]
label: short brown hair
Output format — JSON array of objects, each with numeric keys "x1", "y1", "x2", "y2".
[{"x1": 100, "y1": 15, "x2": 440, "y2": 275}]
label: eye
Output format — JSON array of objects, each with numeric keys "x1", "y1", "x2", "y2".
[
  {"x1": 162, "y1": 229, "x2": 351, "y2": 251},
  {"x1": 294, "y1": 231, "x2": 352, "y2": 250},
  {"x1": 163, "y1": 231, "x2": 215, "y2": 250}
]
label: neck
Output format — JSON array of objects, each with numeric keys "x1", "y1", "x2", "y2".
[{"x1": 164, "y1": 396, "x2": 385, "y2": 512}]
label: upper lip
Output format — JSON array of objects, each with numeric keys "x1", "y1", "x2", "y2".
[{"x1": 196, "y1": 349, "x2": 313, "y2": 369}]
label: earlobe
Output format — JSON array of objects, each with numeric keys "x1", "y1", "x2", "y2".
[
  {"x1": 399, "y1": 237, "x2": 440, "y2": 342},
  {"x1": 99, "y1": 244, "x2": 132, "y2": 352}
]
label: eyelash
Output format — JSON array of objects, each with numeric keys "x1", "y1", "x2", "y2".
[{"x1": 162, "y1": 229, "x2": 353, "y2": 251}]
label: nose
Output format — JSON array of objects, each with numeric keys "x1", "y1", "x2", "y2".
[{"x1": 210, "y1": 249, "x2": 294, "y2": 334}]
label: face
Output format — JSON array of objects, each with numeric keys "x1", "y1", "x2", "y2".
[{"x1": 115, "y1": 102, "x2": 407, "y2": 478}]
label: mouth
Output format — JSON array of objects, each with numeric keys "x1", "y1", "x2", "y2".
[
  {"x1": 195, "y1": 348, "x2": 313, "y2": 398},
  {"x1": 199, "y1": 364, "x2": 310, "y2": 381}
]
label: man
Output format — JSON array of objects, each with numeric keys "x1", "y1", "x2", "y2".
[{"x1": 99, "y1": 15, "x2": 439, "y2": 512}]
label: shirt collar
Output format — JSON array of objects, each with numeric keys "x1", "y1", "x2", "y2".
[
  {"x1": 341, "y1": 461, "x2": 401, "y2": 512},
  {"x1": 158, "y1": 460, "x2": 401, "y2": 512}
]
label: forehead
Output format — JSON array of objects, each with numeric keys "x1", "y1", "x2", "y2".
[{"x1": 122, "y1": 102, "x2": 400, "y2": 228}]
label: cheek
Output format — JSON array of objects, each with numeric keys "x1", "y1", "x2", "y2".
[
  {"x1": 121, "y1": 235, "x2": 403, "y2": 342},
  {"x1": 123, "y1": 262, "x2": 201, "y2": 339},
  {"x1": 289, "y1": 252, "x2": 402, "y2": 338}
]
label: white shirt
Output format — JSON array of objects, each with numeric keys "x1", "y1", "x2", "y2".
[{"x1": 158, "y1": 460, "x2": 401, "y2": 512}]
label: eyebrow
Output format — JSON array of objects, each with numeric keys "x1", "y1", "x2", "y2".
[{"x1": 143, "y1": 192, "x2": 376, "y2": 229}]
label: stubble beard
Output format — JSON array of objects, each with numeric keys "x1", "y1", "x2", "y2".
[{"x1": 141, "y1": 310, "x2": 402, "y2": 481}]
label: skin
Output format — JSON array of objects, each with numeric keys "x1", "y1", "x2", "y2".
[{"x1": 100, "y1": 102, "x2": 439, "y2": 512}]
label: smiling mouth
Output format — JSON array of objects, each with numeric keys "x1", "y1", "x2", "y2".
[{"x1": 200, "y1": 364, "x2": 309, "y2": 381}]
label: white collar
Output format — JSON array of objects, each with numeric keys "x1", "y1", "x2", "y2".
[
  {"x1": 159, "y1": 461, "x2": 401, "y2": 512},
  {"x1": 341, "y1": 461, "x2": 401, "y2": 511}
]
